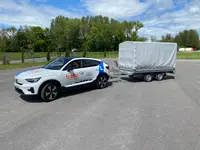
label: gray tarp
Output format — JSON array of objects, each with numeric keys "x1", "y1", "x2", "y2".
[{"x1": 118, "y1": 41, "x2": 177, "y2": 72}]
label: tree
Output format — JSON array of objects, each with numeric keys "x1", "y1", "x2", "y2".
[
  {"x1": 15, "y1": 26, "x2": 29, "y2": 63},
  {"x1": 160, "y1": 34, "x2": 174, "y2": 42},
  {"x1": 187, "y1": 29, "x2": 199, "y2": 49},
  {"x1": 44, "y1": 28, "x2": 51, "y2": 61},
  {"x1": 0, "y1": 27, "x2": 17, "y2": 52},
  {"x1": 0, "y1": 15, "x2": 147, "y2": 56},
  {"x1": 173, "y1": 29, "x2": 200, "y2": 49}
]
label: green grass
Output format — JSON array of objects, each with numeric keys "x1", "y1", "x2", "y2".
[
  {"x1": 1, "y1": 51, "x2": 200, "y2": 70},
  {"x1": 0, "y1": 62, "x2": 47, "y2": 70},
  {"x1": 1, "y1": 51, "x2": 200, "y2": 61},
  {"x1": 177, "y1": 51, "x2": 200, "y2": 59},
  {"x1": 0, "y1": 51, "x2": 119, "y2": 61},
  {"x1": 0, "y1": 52, "x2": 47, "y2": 61},
  {"x1": 75, "y1": 51, "x2": 118, "y2": 58}
]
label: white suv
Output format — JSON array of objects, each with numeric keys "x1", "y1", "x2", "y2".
[{"x1": 14, "y1": 57, "x2": 110, "y2": 102}]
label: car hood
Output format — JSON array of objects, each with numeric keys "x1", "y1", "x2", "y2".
[{"x1": 15, "y1": 68, "x2": 60, "y2": 78}]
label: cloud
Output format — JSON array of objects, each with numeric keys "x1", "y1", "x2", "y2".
[
  {"x1": 35, "y1": 0, "x2": 48, "y2": 2},
  {"x1": 82, "y1": 0, "x2": 175, "y2": 19},
  {"x1": 1, "y1": 0, "x2": 200, "y2": 41},
  {"x1": 82, "y1": 0, "x2": 189, "y2": 39},
  {"x1": 83, "y1": 0, "x2": 199, "y2": 40},
  {"x1": 152, "y1": 0, "x2": 174, "y2": 10},
  {"x1": 82, "y1": 0, "x2": 152, "y2": 18},
  {"x1": 0, "y1": 0, "x2": 82, "y2": 28},
  {"x1": 138, "y1": 0, "x2": 200, "y2": 39}
]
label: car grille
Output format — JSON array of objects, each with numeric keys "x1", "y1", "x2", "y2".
[{"x1": 15, "y1": 87, "x2": 24, "y2": 94}]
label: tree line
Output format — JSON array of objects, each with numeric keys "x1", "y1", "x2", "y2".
[
  {"x1": 153, "y1": 29, "x2": 200, "y2": 50},
  {"x1": 0, "y1": 15, "x2": 147, "y2": 62},
  {"x1": 0, "y1": 15, "x2": 199, "y2": 62}
]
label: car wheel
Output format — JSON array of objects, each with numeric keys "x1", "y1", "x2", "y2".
[
  {"x1": 96, "y1": 74, "x2": 108, "y2": 89},
  {"x1": 155, "y1": 73, "x2": 164, "y2": 81},
  {"x1": 40, "y1": 83, "x2": 60, "y2": 102},
  {"x1": 144, "y1": 74, "x2": 153, "y2": 82}
]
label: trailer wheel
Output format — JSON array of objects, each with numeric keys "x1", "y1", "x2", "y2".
[
  {"x1": 155, "y1": 73, "x2": 164, "y2": 81},
  {"x1": 163, "y1": 73, "x2": 167, "y2": 78},
  {"x1": 129, "y1": 75, "x2": 134, "y2": 78},
  {"x1": 144, "y1": 74, "x2": 153, "y2": 82}
]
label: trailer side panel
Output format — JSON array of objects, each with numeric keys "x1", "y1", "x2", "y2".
[{"x1": 118, "y1": 41, "x2": 177, "y2": 74}]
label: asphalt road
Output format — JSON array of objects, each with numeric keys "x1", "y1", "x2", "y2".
[{"x1": 1, "y1": 60, "x2": 200, "y2": 150}]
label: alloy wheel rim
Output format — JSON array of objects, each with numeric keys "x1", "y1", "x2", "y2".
[
  {"x1": 146, "y1": 75, "x2": 151, "y2": 81},
  {"x1": 99, "y1": 76, "x2": 107, "y2": 88},
  {"x1": 157, "y1": 74, "x2": 163, "y2": 80},
  {"x1": 45, "y1": 85, "x2": 57, "y2": 100}
]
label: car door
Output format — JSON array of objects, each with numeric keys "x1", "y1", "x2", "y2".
[
  {"x1": 61, "y1": 59, "x2": 83, "y2": 87},
  {"x1": 81, "y1": 59, "x2": 100, "y2": 82}
]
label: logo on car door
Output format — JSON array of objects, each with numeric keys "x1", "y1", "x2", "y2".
[{"x1": 66, "y1": 73, "x2": 79, "y2": 79}]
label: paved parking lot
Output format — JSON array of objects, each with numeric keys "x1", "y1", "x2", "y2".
[{"x1": 1, "y1": 60, "x2": 200, "y2": 150}]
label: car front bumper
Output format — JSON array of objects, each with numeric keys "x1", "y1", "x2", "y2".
[{"x1": 14, "y1": 82, "x2": 37, "y2": 95}]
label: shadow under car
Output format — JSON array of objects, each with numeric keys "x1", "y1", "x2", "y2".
[{"x1": 20, "y1": 81, "x2": 113, "y2": 103}]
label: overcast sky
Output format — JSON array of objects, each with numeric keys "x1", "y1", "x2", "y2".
[{"x1": 0, "y1": 0, "x2": 199, "y2": 39}]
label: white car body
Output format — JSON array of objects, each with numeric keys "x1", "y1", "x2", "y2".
[{"x1": 14, "y1": 57, "x2": 110, "y2": 96}]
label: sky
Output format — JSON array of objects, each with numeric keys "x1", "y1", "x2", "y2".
[{"x1": 0, "y1": 0, "x2": 199, "y2": 40}]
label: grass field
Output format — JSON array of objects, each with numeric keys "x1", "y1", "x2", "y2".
[
  {"x1": 1, "y1": 51, "x2": 200, "y2": 70},
  {"x1": 0, "y1": 52, "x2": 47, "y2": 61},
  {"x1": 1, "y1": 51, "x2": 200, "y2": 61},
  {"x1": 176, "y1": 51, "x2": 200, "y2": 59},
  {"x1": 0, "y1": 62, "x2": 47, "y2": 70},
  {"x1": 0, "y1": 52, "x2": 118, "y2": 61}
]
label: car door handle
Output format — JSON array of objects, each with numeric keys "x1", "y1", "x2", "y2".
[{"x1": 79, "y1": 71, "x2": 84, "y2": 74}]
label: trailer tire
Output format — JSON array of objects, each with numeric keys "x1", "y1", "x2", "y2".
[
  {"x1": 144, "y1": 74, "x2": 153, "y2": 82},
  {"x1": 163, "y1": 73, "x2": 167, "y2": 78},
  {"x1": 155, "y1": 73, "x2": 164, "y2": 81},
  {"x1": 129, "y1": 75, "x2": 134, "y2": 79}
]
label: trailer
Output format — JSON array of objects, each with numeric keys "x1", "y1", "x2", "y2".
[{"x1": 118, "y1": 41, "x2": 177, "y2": 82}]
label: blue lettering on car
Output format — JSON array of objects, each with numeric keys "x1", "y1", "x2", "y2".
[{"x1": 98, "y1": 61, "x2": 104, "y2": 73}]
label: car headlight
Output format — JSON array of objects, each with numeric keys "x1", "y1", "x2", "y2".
[{"x1": 25, "y1": 77, "x2": 41, "y2": 83}]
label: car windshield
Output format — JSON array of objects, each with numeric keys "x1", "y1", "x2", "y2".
[{"x1": 43, "y1": 58, "x2": 71, "y2": 70}]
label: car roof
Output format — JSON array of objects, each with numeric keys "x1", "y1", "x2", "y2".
[
  {"x1": 59, "y1": 57, "x2": 101, "y2": 62},
  {"x1": 73, "y1": 57, "x2": 101, "y2": 61}
]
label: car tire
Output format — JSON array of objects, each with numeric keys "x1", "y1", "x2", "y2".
[
  {"x1": 40, "y1": 83, "x2": 60, "y2": 102},
  {"x1": 144, "y1": 74, "x2": 153, "y2": 82},
  {"x1": 96, "y1": 74, "x2": 108, "y2": 89},
  {"x1": 155, "y1": 73, "x2": 164, "y2": 81}
]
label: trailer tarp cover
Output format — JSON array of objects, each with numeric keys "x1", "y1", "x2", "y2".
[{"x1": 118, "y1": 41, "x2": 177, "y2": 71}]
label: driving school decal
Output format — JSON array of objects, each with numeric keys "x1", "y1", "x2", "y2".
[
  {"x1": 66, "y1": 73, "x2": 79, "y2": 79},
  {"x1": 98, "y1": 61, "x2": 104, "y2": 73}
]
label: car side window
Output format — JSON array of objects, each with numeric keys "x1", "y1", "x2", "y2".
[
  {"x1": 82, "y1": 59, "x2": 100, "y2": 68},
  {"x1": 63, "y1": 60, "x2": 82, "y2": 71}
]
